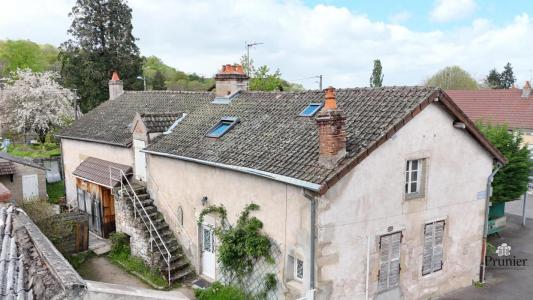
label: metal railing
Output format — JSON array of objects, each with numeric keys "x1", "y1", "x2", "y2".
[{"x1": 109, "y1": 166, "x2": 172, "y2": 285}]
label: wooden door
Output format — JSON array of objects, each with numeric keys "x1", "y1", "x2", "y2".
[
  {"x1": 101, "y1": 188, "x2": 116, "y2": 238},
  {"x1": 22, "y1": 174, "x2": 39, "y2": 200}
]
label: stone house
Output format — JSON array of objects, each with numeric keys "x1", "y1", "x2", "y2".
[
  {"x1": 0, "y1": 152, "x2": 47, "y2": 204},
  {"x1": 58, "y1": 64, "x2": 505, "y2": 300}
]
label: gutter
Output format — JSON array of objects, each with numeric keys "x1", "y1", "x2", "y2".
[
  {"x1": 480, "y1": 162, "x2": 502, "y2": 283},
  {"x1": 55, "y1": 135, "x2": 130, "y2": 148},
  {"x1": 304, "y1": 191, "x2": 317, "y2": 296},
  {"x1": 141, "y1": 149, "x2": 322, "y2": 192}
]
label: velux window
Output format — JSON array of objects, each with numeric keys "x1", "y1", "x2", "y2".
[
  {"x1": 206, "y1": 117, "x2": 238, "y2": 138},
  {"x1": 299, "y1": 103, "x2": 323, "y2": 117}
]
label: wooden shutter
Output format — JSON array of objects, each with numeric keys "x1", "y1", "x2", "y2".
[
  {"x1": 422, "y1": 221, "x2": 445, "y2": 275},
  {"x1": 378, "y1": 232, "x2": 402, "y2": 291}
]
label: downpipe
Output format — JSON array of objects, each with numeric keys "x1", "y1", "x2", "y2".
[
  {"x1": 304, "y1": 191, "x2": 317, "y2": 299},
  {"x1": 480, "y1": 163, "x2": 502, "y2": 283}
]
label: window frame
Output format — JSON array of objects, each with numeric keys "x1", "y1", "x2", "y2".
[
  {"x1": 299, "y1": 103, "x2": 323, "y2": 117},
  {"x1": 405, "y1": 158, "x2": 427, "y2": 200},
  {"x1": 206, "y1": 117, "x2": 239, "y2": 138}
]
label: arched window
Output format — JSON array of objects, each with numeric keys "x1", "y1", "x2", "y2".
[{"x1": 177, "y1": 206, "x2": 183, "y2": 226}]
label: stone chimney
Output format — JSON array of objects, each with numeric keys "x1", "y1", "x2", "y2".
[
  {"x1": 109, "y1": 71, "x2": 124, "y2": 100},
  {"x1": 316, "y1": 86, "x2": 347, "y2": 168},
  {"x1": 522, "y1": 81, "x2": 531, "y2": 98},
  {"x1": 214, "y1": 64, "x2": 249, "y2": 97}
]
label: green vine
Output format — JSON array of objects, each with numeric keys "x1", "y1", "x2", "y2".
[{"x1": 199, "y1": 203, "x2": 277, "y2": 297}]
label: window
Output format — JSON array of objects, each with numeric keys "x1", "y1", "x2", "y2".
[
  {"x1": 206, "y1": 117, "x2": 238, "y2": 138},
  {"x1": 295, "y1": 258, "x2": 304, "y2": 280},
  {"x1": 177, "y1": 206, "x2": 184, "y2": 226},
  {"x1": 299, "y1": 103, "x2": 323, "y2": 117},
  {"x1": 378, "y1": 232, "x2": 401, "y2": 291},
  {"x1": 422, "y1": 220, "x2": 445, "y2": 275},
  {"x1": 405, "y1": 159, "x2": 426, "y2": 198}
]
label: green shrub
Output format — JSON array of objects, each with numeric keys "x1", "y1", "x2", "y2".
[
  {"x1": 109, "y1": 232, "x2": 130, "y2": 254},
  {"x1": 195, "y1": 282, "x2": 247, "y2": 300},
  {"x1": 47, "y1": 180, "x2": 65, "y2": 204}
]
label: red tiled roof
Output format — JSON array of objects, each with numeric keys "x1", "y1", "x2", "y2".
[
  {"x1": 0, "y1": 182, "x2": 11, "y2": 202},
  {"x1": 446, "y1": 89, "x2": 533, "y2": 130}
]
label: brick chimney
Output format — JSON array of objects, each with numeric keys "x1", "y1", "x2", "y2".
[
  {"x1": 109, "y1": 71, "x2": 124, "y2": 100},
  {"x1": 316, "y1": 87, "x2": 347, "y2": 168},
  {"x1": 214, "y1": 64, "x2": 249, "y2": 97},
  {"x1": 522, "y1": 81, "x2": 531, "y2": 98}
]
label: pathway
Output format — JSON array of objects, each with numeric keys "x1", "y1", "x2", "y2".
[{"x1": 78, "y1": 255, "x2": 150, "y2": 288}]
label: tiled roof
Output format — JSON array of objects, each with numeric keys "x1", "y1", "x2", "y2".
[
  {"x1": 0, "y1": 152, "x2": 47, "y2": 171},
  {"x1": 73, "y1": 157, "x2": 133, "y2": 187},
  {"x1": 0, "y1": 162, "x2": 15, "y2": 176},
  {"x1": 58, "y1": 91, "x2": 214, "y2": 146},
  {"x1": 140, "y1": 112, "x2": 184, "y2": 133},
  {"x1": 447, "y1": 89, "x2": 533, "y2": 130},
  {"x1": 60, "y1": 87, "x2": 505, "y2": 192}
]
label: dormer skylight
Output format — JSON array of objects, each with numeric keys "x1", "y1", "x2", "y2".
[
  {"x1": 299, "y1": 103, "x2": 323, "y2": 117},
  {"x1": 206, "y1": 117, "x2": 239, "y2": 138}
]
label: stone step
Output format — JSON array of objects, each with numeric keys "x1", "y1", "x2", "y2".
[
  {"x1": 161, "y1": 259, "x2": 189, "y2": 272},
  {"x1": 170, "y1": 269, "x2": 194, "y2": 282}
]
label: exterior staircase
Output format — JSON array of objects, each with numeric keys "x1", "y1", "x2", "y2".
[{"x1": 115, "y1": 181, "x2": 194, "y2": 284}]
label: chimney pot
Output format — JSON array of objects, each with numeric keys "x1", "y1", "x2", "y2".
[
  {"x1": 109, "y1": 71, "x2": 124, "y2": 100},
  {"x1": 214, "y1": 63, "x2": 249, "y2": 97},
  {"x1": 522, "y1": 81, "x2": 531, "y2": 98},
  {"x1": 316, "y1": 87, "x2": 346, "y2": 168}
]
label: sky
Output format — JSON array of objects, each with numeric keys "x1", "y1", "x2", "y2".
[{"x1": 1, "y1": 0, "x2": 532, "y2": 89}]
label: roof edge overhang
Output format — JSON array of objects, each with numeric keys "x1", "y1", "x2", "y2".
[
  {"x1": 56, "y1": 135, "x2": 131, "y2": 148},
  {"x1": 317, "y1": 89, "x2": 507, "y2": 195},
  {"x1": 142, "y1": 149, "x2": 322, "y2": 192}
]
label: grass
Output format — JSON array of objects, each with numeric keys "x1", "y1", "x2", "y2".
[
  {"x1": 47, "y1": 180, "x2": 65, "y2": 204},
  {"x1": 108, "y1": 246, "x2": 172, "y2": 289},
  {"x1": 7, "y1": 143, "x2": 60, "y2": 158},
  {"x1": 67, "y1": 251, "x2": 95, "y2": 270}
]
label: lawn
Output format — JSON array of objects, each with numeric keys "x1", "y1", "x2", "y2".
[
  {"x1": 47, "y1": 180, "x2": 65, "y2": 204},
  {"x1": 7, "y1": 143, "x2": 60, "y2": 158}
]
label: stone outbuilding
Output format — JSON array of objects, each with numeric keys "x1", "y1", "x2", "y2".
[{"x1": 0, "y1": 152, "x2": 47, "y2": 204}]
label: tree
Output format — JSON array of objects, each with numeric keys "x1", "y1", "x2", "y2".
[
  {"x1": 0, "y1": 69, "x2": 75, "y2": 143},
  {"x1": 240, "y1": 55, "x2": 303, "y2": 92},
  {"x1": 484, "y1": 68, "x2": 501, "y2": 89},
  {"x1": 151, "y1": 70, "x2": 167, "y2": 90},
  {"x1": 425, "y1": 66, "x2": 478, "y2": 90},
  {"x1": 499, "y1": 62, "x2": 516, "y2": 89},
  {"x1": 477, "y1": 122, "x2": 533, "y2": 203},
  {"x1": 59, "y1": 0, "x2": 144, "y2": 112},
  {"x1": 370, "y1": 59, "x2": 384, "y2": 87},
  {"x1": 0, "y1": 40, "x2": 60, "y2": 76}
]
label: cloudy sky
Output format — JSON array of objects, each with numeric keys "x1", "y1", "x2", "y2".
[{"x1": 1, "y1": 0, "x2": 532, "y2": 88}]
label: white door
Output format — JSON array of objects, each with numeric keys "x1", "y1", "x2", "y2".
[
  {"x1": 133, "y1": 139, "x2": 147, "y2": 182},
  {"x1": 22, "y1": 174, "x2": 39, "y2": 200},
  {"x1": 201, "y1": 224, "x2": 216, "y2": 279}
]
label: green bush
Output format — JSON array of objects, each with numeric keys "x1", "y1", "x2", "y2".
[
  {"x1": 195, "y1": 282, "x2": 247, "y2": 300},
  {"x1": 109, "y1": 232, "x2": 130, "y2": 254},
  {"x1": 47, "y1": 180, "x2": 65, "y2": 204}
]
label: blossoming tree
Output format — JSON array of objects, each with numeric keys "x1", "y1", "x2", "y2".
[{"x1": 0, "y1": 69, "x2": 75, "y2": 143}]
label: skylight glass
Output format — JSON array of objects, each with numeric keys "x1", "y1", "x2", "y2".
[
  {"x1": 206, "y1": 117, "x2": 238, "y2": 138},
  {"x1": 300, "y1": 103, "x2": 322, "y2": 117}
]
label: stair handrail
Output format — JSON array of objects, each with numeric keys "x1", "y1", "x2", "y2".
[{"x1": 109, "y1": 166, "x2": 172, "y2": 285}]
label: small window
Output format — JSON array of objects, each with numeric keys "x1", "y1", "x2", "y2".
[
  {"x1": 299, "y1": 103, "x2": 322, "y2": 117},
  {"x1": 295, "y1": 258, "x2": 304, "y2": 280},
  {"x1": 206, "y1": 117, "x2": 238, "y2": 138},
  {"x1": 405, "y1": 159, "x2": 426, "y2": 198},
  {"x1": 177, "y1": 206, "x2": 183, "y2": 226}
]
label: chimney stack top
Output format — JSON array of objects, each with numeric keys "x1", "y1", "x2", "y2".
[
  {"x1": 324, "y1": 86, "x2": 337, "y2": 110},
  {"x1": 522, "y1": 81, "x2": 531, "y2": 98},
  {"x1": 111, "y1": 71, "x2": 120, "y2": 81}
]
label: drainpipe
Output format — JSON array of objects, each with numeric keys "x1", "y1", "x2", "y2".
[
  {"x1": 304, "y1": 190, "x2": 316, "y2": 295},
  {"x1": 480, "y1": 162, "x2": 502, "y2": 283}
]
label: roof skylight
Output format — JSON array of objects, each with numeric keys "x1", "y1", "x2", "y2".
[
  {"x1": 300, "y1": 103, "x2": 323, "y2": 117},
  {"x1": 206, "y1": 117, "x2": 238, "y2": 138}
]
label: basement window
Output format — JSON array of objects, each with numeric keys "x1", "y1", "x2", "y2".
[
  {"x1": 206, "y1": 117, "x2": 238, "y2": 138},
  {"x1": 299, "y1": 103, "x2": 322, "y2": 117}
]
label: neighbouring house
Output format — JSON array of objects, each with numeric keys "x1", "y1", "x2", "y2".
[
  {"x1": 0, "y1": 152, "x2": 48, "y2": 204},
  {"x1": 0, "y1": 204, "x2": 87, "y2": 299},
  {"x1": 58, "y1": 64, "x2": 505, "y2": 300},
  {"x1": 447, "y1": 81, "x2": 533, "y2": 153}
]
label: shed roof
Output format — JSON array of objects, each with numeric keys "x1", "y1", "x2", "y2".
[
  {"x1": 73, "y1": 157, "x2": 132, "y2": 188},
  {"x1": 0, "y1": 162, "x2": 15, "y2": 176},
  {"x1": 0, "y1": 152, "x2": 47, "y2": 171}
]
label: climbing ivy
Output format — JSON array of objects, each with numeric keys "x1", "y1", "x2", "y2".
[
  {"x1": 198, "y1": 204, "x2": 227, "y2": 227},
  {"x1": 199, "y1": 203, "x2": 276, "y2": 297}
]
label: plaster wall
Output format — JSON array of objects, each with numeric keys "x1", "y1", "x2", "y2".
[
  {"x1": 316, "y1": 103, "x2": 494, "y2": 300},
  {"x1": 61, "y1": 139, "x2": 133, "y2": 207},
  {"x1": 146, "y1": 154, "x2": 312, "y2": 299}
]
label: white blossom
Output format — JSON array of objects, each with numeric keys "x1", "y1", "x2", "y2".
[{"x1": 0, "y1": 69, "x2": 75, "y2": 142}]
